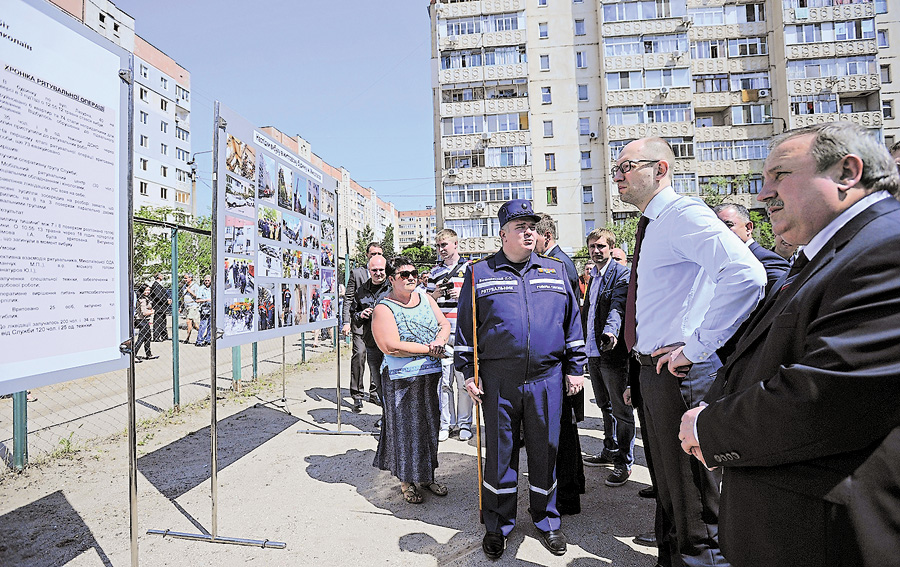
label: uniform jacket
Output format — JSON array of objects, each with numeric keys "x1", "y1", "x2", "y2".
[
  {"x1": 580, "y1": 260, "x2": 630, "y2": 364},
  {"x1": 454, "y1": 249, "x2": 586, "y2": 383},
  {"x1": 697, "y1": 196, "x2": 900, "y2": 567},
  {"x1": 342, "y1": 266, "x2": 369, "y2": 335}
]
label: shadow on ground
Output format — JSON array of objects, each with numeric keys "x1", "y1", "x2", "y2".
[{"x1": 0, "y1": 490, "x2": 113, "y2": 567}]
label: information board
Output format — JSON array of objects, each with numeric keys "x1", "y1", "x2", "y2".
[
  {"x1": 0, "y1": 0, "x2": 131, "y2": 395},
  {"x1": 214, "y1": 104, "x2": 337, "y2": 349}
]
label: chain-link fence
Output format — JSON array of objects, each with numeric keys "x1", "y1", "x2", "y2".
[{"x1": 0, "y1": 216, "x2": 338, "y2": 472}]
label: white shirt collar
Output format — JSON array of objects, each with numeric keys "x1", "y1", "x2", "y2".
[
  {"x1": 643, "y1": 186, "x2": 678, "y2": 220},
  {"x1": 803, "y1": 190, "x2": 891, "y2": 261}
]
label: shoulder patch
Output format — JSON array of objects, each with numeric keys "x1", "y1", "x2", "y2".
[
  {"x1": 468, "y1": 257, "x2": 487, "y2": 265},
  {"x1": 536, "y1": 253, "x2": 563, "y2": 263}
]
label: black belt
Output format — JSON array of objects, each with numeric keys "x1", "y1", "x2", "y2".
[{"x1": 632, "y1": 352, "x2": 658, "y2": 366}]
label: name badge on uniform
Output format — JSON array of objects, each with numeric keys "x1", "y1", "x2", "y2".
[
  {"x1": 529, "y1": 277, "x2": 565, "y2": 293},
  {"x1": 476, "y1": 277, "x2": 518, "y2": 298}
]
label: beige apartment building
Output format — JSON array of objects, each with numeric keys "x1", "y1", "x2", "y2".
[
  {"x1": 429, "y1": 0, "x2": 898, "y2": 256},
  {"x1": 398, "y1": 208, "x2": 438, "y2": 248}
]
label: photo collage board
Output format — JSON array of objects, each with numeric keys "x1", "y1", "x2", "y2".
[{"x1": 215, "y1": 103, "x2": 338, "y2": 349}]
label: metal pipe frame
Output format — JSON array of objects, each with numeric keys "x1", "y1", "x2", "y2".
[{"x1": 146, "y1": 530, "x2": 286, "y2": 549}]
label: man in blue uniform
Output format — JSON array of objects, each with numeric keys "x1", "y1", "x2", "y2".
[{"x1": 455, "y1": 199, "x2": 587, "y2": 559}]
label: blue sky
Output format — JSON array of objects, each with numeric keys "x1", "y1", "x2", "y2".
[{"x1": 113, "y1": 0, "x2": 437, "y2": 215}]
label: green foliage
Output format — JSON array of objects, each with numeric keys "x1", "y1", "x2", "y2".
[
  {"x1": 603, "y1": 215, "x2": 640, "y2": 256},
  {"x1": 400, "y1": 241, "x2": 436, "y2": 267},
  {"x1": 699, "y1": 174, "x2": 751, "y2": 208},
  {"x1": 353, "y1": 225, "x2": 376, "y2": 267},
  {"x1": 381, "y1": 224, "x2": 396, "y2": 259},
  {"x1": 133, "y1": 206, "x2": 212, "y2": 286},
  {"x1": 750, "y1": 210, "x2": 774, "y2": 249}
]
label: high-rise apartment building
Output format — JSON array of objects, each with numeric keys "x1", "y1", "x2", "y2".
[
  {"x1": 398, "y1": 208, "x2": 437, "y2": 248},
  {"x1": 49, "y1": 0, "x2": 193, "y2": 216},
  {"x1": 429, "y1": 0, "x2": 897, "y2": 256}
]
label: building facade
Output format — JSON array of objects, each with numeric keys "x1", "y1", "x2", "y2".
[
  {"x1": 429, "y1": 0, "x2": 897, "y2": 255},
  {"x1": 398, "y1": 208, "x2": 438, "y2": 248}
]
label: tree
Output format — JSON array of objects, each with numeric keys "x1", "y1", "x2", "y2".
[
  {"x1": 697, "y1": 174, "x2": 776, "y2": 249},
  {"x1": 750, "y1": 210, "x2": 775, "y2": 249},
  {"x1": 602, "y1": 215, "x2": 640, "y2": 256},
  {"x1": 400, "y1": 242, "x2": 436, "y2": 267},
  {"x1": 132, "y1": 206, "x2": 212, "y2": 287},
  {"x1": 353, "y1": 224, "x2": 375, "y2": 267},
  {"x1": 381, "y1": 224, "x2": 396, "y2": 259}
]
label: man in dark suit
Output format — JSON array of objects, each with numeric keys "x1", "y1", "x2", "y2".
[
  {"x1": 341, "y1": 241, "x2": 383, "y2": 412},
  {"x1": 680, "y1": 122, "x2": 900, "y2": 567},
  {"x1": 534, "y1": 213, "x2": 585, "y2": 515},
  {"x1": 149, "y1": 273, "x2": 171, "y2": 341},
  {"x1": 580, "y1": 228, "x2": 634, "y2": 488},
  {"x1": 713, "y1": 203, "x2": 789, "y2": 295}
]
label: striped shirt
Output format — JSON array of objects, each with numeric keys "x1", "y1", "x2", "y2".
[{"x1": 428, "y1": 258, "x2": 468, "y2": 335}]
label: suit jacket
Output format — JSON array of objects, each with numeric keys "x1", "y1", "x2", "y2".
[
  {"x1": 545, "y1": 245, "x2": 585, "y2": 419},
  {"x1": 749, "y1": 240, "x2": 790, "y2": 295},
  {"x1": 581, "y1": 260, "x2": 630, "y2": 365},
  {"x1": 697, "y1": 197, "x2": 900, "y2": 567},
  {"x1": 342, "y1": 266, "x2": 369, "y2": 335}
]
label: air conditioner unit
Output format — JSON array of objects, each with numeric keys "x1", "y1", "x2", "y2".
[
  {"x1": 672, "y1": 51, "x2": 685, "y2": 60},
  {"x1": 447, "y1": 168, "x2": 458, "y2": 177},
  {"x1": 757, "y1": 88, "x2": 770, "y2": 98},
  {"x1": 589, "y1": 132, "x2": 597, "y2": 139},
  {"x1": 475, "y1": 201, "x2": 486, "y2": 211},
  {"x1": 659, "y1": 86, "x2": 670, "y2": 96},
  {"x1": 482, "y1": 132, "x2": 492, "y2": 141}
]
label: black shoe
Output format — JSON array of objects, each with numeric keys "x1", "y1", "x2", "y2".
[
  {"x1": 145, "y1": 355, "x2": 159, "y2": 360},
  {"x1": 368, "y1": 394, "x2": 382, "y2": 406},
  {"x1": 374, "y1": 418, "x2": 382, "y2": 429},
  {"x1": 638, "y1": 486, "x2": 657, "y2": 499},
  {"x1": 633, "y1": 532, "x2": 657, "y2": 546},
  {"x1": 482, "y1": 532, "x2": 506, "y2": 559},
  {"x1": 352, "y1": 398, "x2": 363, "y2": 413},
  {"x1": 583, "y1": 453, "x2": 615, "y2": 467},
  {"x1": 605, "y1": 466, "x2": 632, "y2": 487},
  {"x1": 536, "y1": 529, "x2": 567, "y2": 556}
]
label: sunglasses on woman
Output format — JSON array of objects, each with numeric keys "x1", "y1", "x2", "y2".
[{"x1": 395, "y1": 269, "x2": 418, "y2": 280}]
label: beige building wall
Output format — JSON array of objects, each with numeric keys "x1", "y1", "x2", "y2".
[{"x1": 398, "y1": 209, "x2": 437, "y2": 248}]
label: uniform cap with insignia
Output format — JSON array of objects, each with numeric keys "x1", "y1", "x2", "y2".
[{"x1": 498, "y1": 199, "x2": 540, "y2": 227}]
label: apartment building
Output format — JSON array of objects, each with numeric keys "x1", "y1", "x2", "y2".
[
  {"x1": 398, "y1": 208, "x2": 438, "y2": 248},
  {"x1": 429, "y1": 0, "x2": 897, "y2": 255},
  {"x1": 48, "y1": 0, "x2": 194, "y2": 216}
]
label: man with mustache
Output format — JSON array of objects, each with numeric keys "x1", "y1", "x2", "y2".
[
  {"x1": 680, "y1": 122, "x2": 900, "y2": 567},
  {"x1": 614, "y1": 137, "x2": 765, "y2": 567}
]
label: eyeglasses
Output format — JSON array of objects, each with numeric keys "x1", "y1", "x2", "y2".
[
  {"x1": 396, "y1": 269, "x2": 418, "y2": 280},
  {"x1": 610, "y1": 159, "x2": 660, "y2": 178}
]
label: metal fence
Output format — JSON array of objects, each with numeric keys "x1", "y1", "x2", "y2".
[{"x1": 0, "y1": 217, "x2": 338, "y2": 472}]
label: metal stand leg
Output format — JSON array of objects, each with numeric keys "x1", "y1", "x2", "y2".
[{"x1": 254, "y1": 336, "x2": 292, "y2": 415}]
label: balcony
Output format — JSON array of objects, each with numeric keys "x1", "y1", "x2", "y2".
[
  {"x1": 482, "y1": 0, "x2": 525, "y2": 14},
  {"x1": 694, "y1": 159, "x2": 764, "y2": 177},
  {"x1": 442, "y1": 100, "x2": 485, "y2": 117},
  {"x1": 691, "y1": 55, "x2": 769, "y2": 76},
  {"x1": 693, "y1": 91, "x2": 746, "y2": 110},
  {"x1": 604, "y1": 52, "x2": 689, "y2": 72},
  {"x1": 439, "y1": 62, "x2": 527, "y2": 85},
  {"x1": 791, "y1": 110, "x2": 882, "y2": 128},
  {"x1": 441, "y1": 130, "x2": 530, "y2": 151},
  {"x1": 601, "y1": 17, "x2": 688, "y2": 39},
  {"x1": 688, "y1": 22, "x2": 768, "y2": 41},
  {"x1": 434, "y1": 1, "x2": 481, "y2": 19},
  {"x1": 447, "y1": 165, "x2": 531, "y2": 185},
  {"x1": 607, "y1": 121, "x2": 694, "y2": 140},
  {"x1": 785, "y1": 39, "x2": 878, "y2": 61},
  {"x1": 783, "y1": 2, "x2": 875, "y2": 25},
  {"x1": 483, "y1": 29, "x2": 526, "y2": 48},
  {"x1": 605, "y1": 86, "x2": 692, "y2": 106},
  {"x1": 787, "y1": 74, "x2": 880, "y2": 96},
  {"x1": 694, "y1": 124, "x2": 774, "y2": 142}
]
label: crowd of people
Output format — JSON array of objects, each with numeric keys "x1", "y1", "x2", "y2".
[{"x1": 342, "y1": 122, "x2": 900, "y2": 567}]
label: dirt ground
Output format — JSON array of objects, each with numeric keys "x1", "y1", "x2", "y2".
[{"x1": 0, "y1": 351, "x2": 658, "y2": 567}]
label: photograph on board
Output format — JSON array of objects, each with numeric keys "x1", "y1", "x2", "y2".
[
  {"x1": 308, "y1": 284, "x2": 320, "y2": 323},
  {"x1": 257, "y1": 282, "x2": 278, "y2": 331},
  {"x1": 302, "y1": 220, "x2": 319, "y2": 250},
  {"x1": 307, "y1": 179, "x2": 320, "y2": 222},
  {"x1": 322, "y1": 189, "x2": 335, "y2": 219},
  {"x1": 281, "y1": 283, "x2": 294, "y2": 327},
  {"x1": 258, "y1": 204, "x2": 282, "y2": 241},
  {"x1": 321, "y1": 218, "x2": 335, "y2": 242},
  {"x1": 224, "y1": 257, "x2": 254, "y2": 295},
  {"x1": 226, "y1": 134, "x2": 255, "y2": 181},
  {"x1": 225, "y1": 174, "x2": 255, "y2": 217},
  {"x1": 293, "y1": 283, "x2": 306, "y2": 326},
  {"x1": 277, "y1": 163, "x2": 293, "y2": 210},
  {"x1": 322, "y1": 295, "x2": 334, "y2": 320},
  {"x1": 257, "y1": 243, "x2": 282, "y2": 278},
  {"x1": 282, "y1": 212, "x2": 302, "y2": 247},
  {"x1": 321, "y1": 242, "x2": 334, "y2": 268},
  {"x1": 293, "y1": 172, "x2": 306, "y2": 216},
  {"x1": 224, "y1": 215, "x2": 255, "y2": 255},
  {"x1": 303, "y1": 252, "x2": 320, "y2": 281},
  {"x1": 257, "y1": 152, "x2": 276, "y2": 204},
  {"x1": 321, "y1": 268, "x2": 335, "y2": 294},
  {"x1": 224, "y1": 297, "x2": 255, "y2": 336}
]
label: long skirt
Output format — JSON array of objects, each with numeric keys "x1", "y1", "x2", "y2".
[{"x1": 373, "y1": 370, "x2": 441, "y2": 484}]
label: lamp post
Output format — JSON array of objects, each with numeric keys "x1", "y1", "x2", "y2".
[
  {"x1": 187, "y1": 150, "x2": 213, "y2": 219},
  {"x1": 765, "y1": 115, "x2": 787, "y2": 135}
]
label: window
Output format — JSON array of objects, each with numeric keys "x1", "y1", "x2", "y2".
[
  {"x1": 604, "y1": 36, "x2": 642, "y2": 56},
  {"x1": 878, "y1": 30, "x2": 889, "y2": 48},
  {"x1": 140, "y1": 65, "x2": 148, "y2": 79},
  {"x1": 543, "y1": 120, "x2": 554, "y2": 137},
  {"x1": 731, "y1": 72, "x2": 770, "y2": 91},
  {"x1": 696, "y1": 116, "x2": 714, "y2": 127},
  {"x1": 160, "y1": 99, "x2": 168, "y2": 111},
  {"x1": 442, "y1": 115, "x2": 484, "y2": 135},
  {"x1": 176, "y1": 169, "x2": 190, "y2": 182},
  {"x1": 884, "y1": 100, "x2": 894, "y2": 120},
  {"x1": 673, "y1": 173, "x2": 696, "y2": 194},
  {"x1": 176, "y1": 147, "x2": 189, "y2": 162},
  {"x1": 539, "y1": 22, "x2": 548, "y2": 38},
  {"x1": 140, "y1": 158, "x2": 148, "y2": 171},
  {"x1": 176, "y1": 85, "x2": 190, "y2": 102},
  {"x1": 486, "y1": 146, "x2": 529, "y2": 167},
  {"x1": 582, "y1": 185, "x2": 593, "y2": 204},
  {"x1": 607, "y1": 71, "x2": 642, "y2": 90},
  {"x1": 693, "y1": 73, "x2": 729, "y2": 93},
  {"x1": 647, "y1": 103, "x2": 692, "y2": 123},
  {"x1": 139, "y1": 181, "x2": 148, "y2": 196},
  {"x1": 160, "y1": 77, "x2": 168, "y2": 89},
  {"x1": 545, "y1": 153, "x2": 556, "y2": 171},
  {"x1": 444, "y1": 181, "x2": 532, "y2": 204},
  {"x1": 546, "y1": 186, "x2": 558, "y2": 206},
  {"x1": 160, "y1": 186, "x2": 168, "y2": 200},
  {"x1": 139, "y1": 88, "x2": 148, "y2": 102},
  {"x1": 691, "y1": 39, "x2": 727, "y2": 59},
  {"x1": 645, "y1": 68, "x2": 690, "y2": 89},
  {"x1": 644, "y1": 34, "x2": 688, "y2": 54},
  {"x1": 139, "y1": 111, "x2": 148, "y2": 124},
  {"x1": 882, "y1": 65, "x2": 892, "y2": 84},
  {"x1": 787, "y1": 56, "x2": 876, "y2": 80},
  {"x1": 445, "y1": 218, "x2": 501, "y2": 238},
  {"x1": 688, "y1": 8, "x2": 724, "y2": 26},
  {"x1": 541, "y1": 86, "x2": 552, "y2": 104},
  {"x1": 666, "y1": 137, "x2": 694, "y2": 158},
  {"x1": 441, "y1": 49, "x2": 483, "y2": 69},
  {"x1": 608, "y1": 105, "x2": 644, "y2": 126},
  {"x1": 575, "y1": 51, "x2": 587, "y2": 68},
  {"x1": 445, "y1": 16, "x2": 481, "y2": 36},
  {"x1": 486, "y1": 12, "x2": 522, "y2": 33},
  {"x1": 540, "y1": 54, "x2": 550, "y2": 70},
  {"x1": 609, "y1": 140, "x2": 629, "y2": 161},
  {"x1": 160, "y1": 143, "x2": 168, "y2": 155},
  {"x1": 160, "y1": 121, "x2": 168, "y2": 133},
  {"x1": 584, "y1": 220, "x2": 595, "y2": 234},
  {"x1": 725, "y1": 3, "x2": 765, "y2": 23},
  {"x1": 574, "y1": 19, "x2": 585, "y2": 36},
  {"x1": 732, "y1": 104, "x2": 772, "y2": 125},
  {"x1": 176, "y1": 191, "x2": 190, "y2": 205},
  {"x1": 580, "y1": 150, "x2": 591, "y2": 169},
  {"x1": 579, "y1": 117, "x2": 590, "y2": 135},
  {"x1": 538, "y1": 0, "x2": 547, "y2": 5},
  {"x1": 160, "y1": 165, "x2": 168, "y2": 177},
  {"x1": 139, "y1": 135, "x2": 148, "y2": 147},
  {"x1": 485, "y1": 112, "x2": 528, "y2": 132},
  {"x1": 176, "y1": 127, "x2": 189, "y2": 141},
  {"x1": 98, "y1": 13, "x2": 105, "y2": 23},
  {"x1": 790, "y1": 94, "x2": 838, "y2": 115},
  {"x1": 113, "y1": 22, "x2": 119, "y2": 32},
  {"x1": 577, "y1": 84, "x2": 588, "y2": 101},
  {"x1": 728, "y1": 37, "x2": 768, "y2": 57}
]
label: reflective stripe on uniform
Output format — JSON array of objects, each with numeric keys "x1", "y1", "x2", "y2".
[
  {"x1": 483, "y1": 480, "x2": 517, "y2": 495},
  {"x1": 528, "y1": 480, "x2": 558, "y2": 496}
]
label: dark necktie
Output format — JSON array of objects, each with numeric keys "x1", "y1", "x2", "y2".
[
  {"x1": 779, "y1": 251, "x2": 809, "y2": 292},
  {"x1": 624, "y1": 216, "x2": 650, "y2": 352}
]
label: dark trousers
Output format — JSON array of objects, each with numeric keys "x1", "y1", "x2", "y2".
[
  {"x1": 349, "y1": 333, "x2": 368, "y2": 399},
  {"x1": 556, "y1": 392, "x2": 585, "y2": 513},
  {"x1": 152, "y1": 310, "x2": 168, "y2": 340},
  {"x1": 365, "y1": 346, "x2": 384, "y2": 403},
  {"x1": 481, "y1": 367, "x2": 563, "y2": 536},
  {"x1": 638, "y1": 358, "x2": 729, "y2": 567},
  {"x1": 135, "y1": 319, "x2": 152, "y2": 357},
  {"x1": 588, "y1": 356, "x2": 635, "y2": 467}
]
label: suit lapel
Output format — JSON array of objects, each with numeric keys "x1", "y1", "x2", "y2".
[{"x1": 725, "y1": 197, "x2": 900, "y2": 369}]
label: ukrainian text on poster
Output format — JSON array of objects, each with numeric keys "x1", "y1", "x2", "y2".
[{"x1": 0, "y1": 0, "x2": 129, "y2": 393}]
